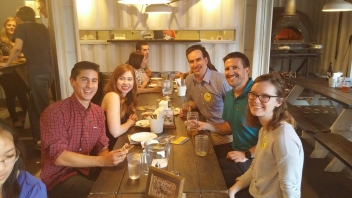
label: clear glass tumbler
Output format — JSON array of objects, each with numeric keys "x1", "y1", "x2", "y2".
[
  {"x1": 187, "y1": 112, "x2": 199, "y2": 135},
  {"x1": 195, "y1": 134, "x2": 208, "y2": 156}
]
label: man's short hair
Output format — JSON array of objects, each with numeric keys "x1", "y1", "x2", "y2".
[
  {"x1": 70, "y1": 61, "x2": 100, "y2": 80},
  {"x1": 186, "y1": 44, "x2": 207, "y2": 59},
  {"x1": 36, "y1": 0, "x2": 46, "y2": 5},
  {"x1": 16, "y1": 6, "x2": 36, "y2": 22},
  {"x1": 135, "y1": 41, "x2": 148, "y2": 51},
  {"x1": 223, "y1": 52, "x2": 250, "y2": 68}
]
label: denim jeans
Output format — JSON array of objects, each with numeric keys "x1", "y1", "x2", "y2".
[{"x1": 28, "y1": 73, "x2": 53, "y2": 142}]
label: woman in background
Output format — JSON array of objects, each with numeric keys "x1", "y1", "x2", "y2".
[
  {"x1": 228, "y1": 73, "x2": 304, "y2": 198},
  {"x1": 101, "y1": 64, "x2": 138, "y2": 150},
  {"x1": 0, "y1": 119, "x2": 47, "y2": 197},
  {"x1": 128, "y1": 52, "x2": 161, "y2": 94},
  {"x1": 0, "y1": 17, "x2": 28, "y2": 128}
]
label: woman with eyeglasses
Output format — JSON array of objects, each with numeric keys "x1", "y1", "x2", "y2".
[
  {"x1": 228, "y1": 73, "x2": 304, "y2": 198},
  {"x1": 0, "y1": 119, "x2": 47, "y2": 197}
]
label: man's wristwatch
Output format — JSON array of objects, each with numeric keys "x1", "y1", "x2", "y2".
[{"x1": 245, "y1": 151, "x2": 253, "y2": 159}]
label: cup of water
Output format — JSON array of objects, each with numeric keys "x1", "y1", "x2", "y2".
[
  {"x1": 162, "y1": 80, "x2": 171, "y2": 96},
  {"x1": 127, "y1": 152, "x2": 141, "y2": 179},
  {"x1": 195, "y1": 134, "x2": 208, "y2": 156}
]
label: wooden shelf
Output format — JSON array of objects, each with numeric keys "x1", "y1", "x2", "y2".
[{"x1": 107, "y1": 39, "x2": 201, "y2": 43}]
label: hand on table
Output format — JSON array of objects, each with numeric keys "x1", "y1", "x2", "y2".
[{"x1": 226, "y1": 151, "x2": 248, "y2": 163}]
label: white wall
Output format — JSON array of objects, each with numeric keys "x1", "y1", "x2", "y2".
[{"x1": 77, "y1": 0, "x2": 245, "y2": 74}]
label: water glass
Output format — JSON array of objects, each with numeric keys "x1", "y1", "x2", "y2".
[
  {"x1": 127, "y1": 152, "x2": 141, "y2": 179},
  {"x1": 162, "y1": 80, "x2": 171, "y2": 96},
  {"x1": 187, "y1": 112, "x2": 199, "y2": 135},
  {"x1": 195, "y1": 134, "x2": 208, "y2": 156}
]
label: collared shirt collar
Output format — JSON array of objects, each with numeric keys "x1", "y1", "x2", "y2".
[
  {"x1": 233, "y1": 78, "x2": 254, "y2": 99},
  {"x1": 70, "y1": 94, "x2": 91, "y2": 112},
  {"x1": 192, "y1": 67, "x2": 211, "y2": 84}
]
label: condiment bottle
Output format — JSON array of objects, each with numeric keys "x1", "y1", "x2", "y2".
[{"x1": 327, "y1": 62, "x2": 333, "y2": 78}]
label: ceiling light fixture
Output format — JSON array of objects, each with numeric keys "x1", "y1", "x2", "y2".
[
  {"x1": 118, "y1": 0, "x2": 171, "y2": 4},
  {"x1": 322, "y1": 0, "x2": 352, "y2": 12},
  {"x1": 145, "y1": 4, "x2": 172, "y2": 14}
]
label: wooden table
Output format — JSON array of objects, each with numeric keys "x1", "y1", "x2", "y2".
[
  {"x1": 286, "y1": 78, "x2": 352, "y2": 171},
  {"x1": 89, "y1": 92, "x2": 228, "y2": 197}
]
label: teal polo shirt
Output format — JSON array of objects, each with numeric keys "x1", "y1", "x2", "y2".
[{"x1": 222, "y1": 78, "x2": 260, "y2": 151}]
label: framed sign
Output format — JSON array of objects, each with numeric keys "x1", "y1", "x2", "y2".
[{"x1": 145, "y1": 166, "x2": 185, "y2": 198}]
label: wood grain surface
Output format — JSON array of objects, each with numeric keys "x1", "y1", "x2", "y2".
[{"x1": 90, "y1": 92, "x2": 227, "y2": 196}]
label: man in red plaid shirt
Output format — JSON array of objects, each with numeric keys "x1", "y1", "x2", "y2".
[{"x1": 40, "y1": 61, "x2": 128, "y2": 198}]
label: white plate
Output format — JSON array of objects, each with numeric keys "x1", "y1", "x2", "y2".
[
  {"x1": 150, "y1": 77, "x2": 163, "y2": 81},
  {"x1": 148, "y1": 84, "x2": 157, "y2": 88},
  {"x1": 135, "y1": 120, "x2": 149, "y2": 128},
  {"x1": 130, "y1": 132, "x2": 157, "y2": 142}
]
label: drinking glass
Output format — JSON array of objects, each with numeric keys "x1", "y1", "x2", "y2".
[
  {"x1": 195, "y1": 134, "x2": 208, "y2": 156},
  {"x1": 127, "y1": 152, "x2": 141, "y2": 179},
  {"x1": 187, "y1": 112, "x2": 199, "y2": 135},
  {"x1": 162, "y1": 80, "x2": 171, "y2": 96}
]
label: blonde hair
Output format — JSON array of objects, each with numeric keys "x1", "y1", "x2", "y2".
[{"x1": 0, "y1": 17, "x2": 16, "y2": 45}]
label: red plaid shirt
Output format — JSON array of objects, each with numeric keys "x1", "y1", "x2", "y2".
[{"x1": 40, "y1": 94, "x2": 108, "y2": 190}]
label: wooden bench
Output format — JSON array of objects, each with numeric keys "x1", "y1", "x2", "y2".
[
  {"x1": 313, "y1": 133, "x2": 352, "y2": 171},
  {"x1": 287, "y1": 103, "x2": 336, "y2": 134}
]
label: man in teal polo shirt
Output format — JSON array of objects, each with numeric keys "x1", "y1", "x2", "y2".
[{"x1": 198, "y1": 52, "x2": 260, "y2": 187}]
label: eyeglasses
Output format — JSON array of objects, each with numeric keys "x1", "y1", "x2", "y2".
[
  {"x1": 0, "y1": 148, "x2": 20, "y2": 165},
  {"x1": 248, "y1": 92, "x2": 279, "y2": 103}
]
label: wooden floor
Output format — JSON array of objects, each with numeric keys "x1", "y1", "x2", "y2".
[{"x1": 1, "y1": 100, "x2": 352, "y2": 197}]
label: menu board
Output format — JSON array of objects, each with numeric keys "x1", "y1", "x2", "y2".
[{"x1": 145, "y1": 166, "x2": 185, "y2": 198}]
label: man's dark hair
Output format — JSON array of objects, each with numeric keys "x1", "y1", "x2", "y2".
[
  {"x1": 16, "y1": 6, "x2": 36, "y2": 22},
  {"x1": 185, "y1": 44, "x2": 217, "y2": 71},
  {"x1": 223, "y1": 52, "x2": 250, "y2": 68},
  {"x1": 135, "y1": 41, "x2": 148, "y2": 51},
  {"x1": 70, "y1": 61, "x2": 100, "y2": 80}
]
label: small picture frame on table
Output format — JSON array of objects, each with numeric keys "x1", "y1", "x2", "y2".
[{"x1": 145, "y1": 166, "x2": 185, "y2": 198}]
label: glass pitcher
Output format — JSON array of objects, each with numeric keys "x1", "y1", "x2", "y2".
[{"x1": 141, "y1": 137, "x2": 171, "y2": 175}]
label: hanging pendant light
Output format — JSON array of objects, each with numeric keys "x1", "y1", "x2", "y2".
[
  {"x1": 322, "y1": 0, "x2": 352, "y2": 12},
  {"x1": 118, "y1": 0, "x2": 171, "y2": 4},
  {"x1": 145, "y1": 4, "x2": 172, "y2": 14}
]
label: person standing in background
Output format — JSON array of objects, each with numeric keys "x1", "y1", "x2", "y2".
[
  {"x1": 37, "y1": 0, "x2": 58, "y2": 102},
  {"x1": 0, "y1": 17, "x2": 29, "y2": 129},
  {"x1": 37, "y1": 0, "x2": 48, "y2": 18},
  {"x1": 0, "y1": 6, "x2": 54, "y2": 149}
]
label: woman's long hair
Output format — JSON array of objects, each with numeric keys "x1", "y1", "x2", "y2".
[
  {"x1": 0, "y1": 119, "x2": 26, "y2": 198},
  {"x1": 0, "y1": 17, "x2": 16, "y2": 45},
  {"x1": 127, "y1": 52, "x2": 144, "y2": 70},
  {"x1": 103, "y1": 64, "x2": 138, "y2": 117},
  {"x1": 246, "y1": 73, "x2": 296, "y2": 130}
]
